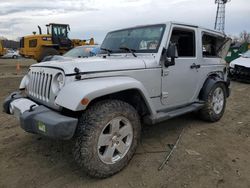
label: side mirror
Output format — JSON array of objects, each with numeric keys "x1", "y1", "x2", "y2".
[
  {"x1": 162, "y1": 43, "x2": 178, "y2": 67},
  {"x1": 167, "y1": 43, "x2": 178, "y2": 58}
]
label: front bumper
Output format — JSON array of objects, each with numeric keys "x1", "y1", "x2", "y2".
[
  {"x1": 229, "y1": 66, "x2": 250, "y2": 81},
  {"x1": 3, "y1": 92, "x2": 78, "y2": 140}
]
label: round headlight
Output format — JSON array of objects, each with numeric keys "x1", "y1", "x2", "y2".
[
  {"x1": 57, "y1": 73, "x2": 65, "y2": 89},
  {"x1": 52, "y1": 73, "x2": 65, "y2": 93},
  {"x1": 25, "y1": 74, "x2": 30, "y2": 86},
  {"x1": 19, "y1": 74, "x2": 30, "y2": 90},
  {"x1": 229, "y1": 68, "x2": 235, "y2": 74},
  {"x1": 229, "y1": 63, "x2": 235, "y2": 68}
]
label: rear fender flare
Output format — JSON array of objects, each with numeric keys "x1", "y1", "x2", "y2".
[{"x1": 200, "y1": 76, "x2": 230, "y2": 100}]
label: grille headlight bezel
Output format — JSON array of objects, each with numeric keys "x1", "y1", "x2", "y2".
[
  {"x1": 19, "y1": 74, "x2": 30, "y2": 90},
  {"x1": 52, "y1": 72, "x2": 65, "y2": 94},
  {"x1": 229, "y1": 62, "x2": 235, "y2": 68}
]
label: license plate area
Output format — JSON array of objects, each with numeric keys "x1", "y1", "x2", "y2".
[{"x1": 37, "y1": 121, "x2": 46, "y2": 132}]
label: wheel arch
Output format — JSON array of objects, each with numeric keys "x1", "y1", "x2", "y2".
[
  {"x1": 55, "y1": 77, "x2": 156, "y2": 116},
  {"x1": 86, "y1": 89, "x2": 151, "y2": 118}
]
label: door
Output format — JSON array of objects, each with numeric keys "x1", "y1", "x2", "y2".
[{"x1": 161, "y1": 27, "x2": 201, "y2": 108}]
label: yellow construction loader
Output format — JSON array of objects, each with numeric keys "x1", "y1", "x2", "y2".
[
  {"x1": 19, "y1": 23, "x2": 94, "y2": 62},
  {"x1": 0, "y1": 40, "x2": 7, "y2": 57}
]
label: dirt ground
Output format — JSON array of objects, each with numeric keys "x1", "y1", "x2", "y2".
[{"x1": 0, "y1": 59, "x2": 249, "y2": 188}]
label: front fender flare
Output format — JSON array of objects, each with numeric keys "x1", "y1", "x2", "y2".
[{"x1": 55, "y1": 77, "x2": 156, "y2": 114}]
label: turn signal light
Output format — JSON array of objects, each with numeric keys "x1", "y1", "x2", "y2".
[{"x1": 81, "y1": 98, "x2": 89, "y2": 105}]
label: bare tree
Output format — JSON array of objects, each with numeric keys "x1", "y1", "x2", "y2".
[
  {"x1": 228, "y1": 34, "x2": 240, "y2": 44},
  {"x1": 240, "y1": 31, "x2": 250, "y2": 43}
]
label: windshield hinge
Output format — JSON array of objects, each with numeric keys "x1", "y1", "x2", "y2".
[{"x1": 162, "y1": 69, "x2": 169, "y2": 77}]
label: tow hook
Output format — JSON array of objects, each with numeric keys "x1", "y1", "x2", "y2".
[
  {"x1": 11, "y1": 93, "x2": 17, "y2": 99},
  {"x1": 29, "y1": 104, "x2": 37, "y2": 112}
]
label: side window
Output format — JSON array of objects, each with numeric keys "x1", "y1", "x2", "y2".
[
  {"x1": 202, "y1": 34, "x2": 224, "y2": 57},
  {"x1": 53, "y1": 27, "x2": 59, "y2": 37},
  {"x1": 170, "y1": 28, "x2": 196, "y2": 57},
  {"x1": 29, "y1": 39, "x2": 37, "y2": 48}
]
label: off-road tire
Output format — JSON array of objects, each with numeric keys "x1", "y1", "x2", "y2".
[
  {"x1": 37, "y1": 47, "x2": 59, "y2": 62},
  {"x1": 73, "y1": 100, "x2": 141, "y2": 178},
  {"x1": 199, "y1": 83, "x2": 226, "y2": 122}
]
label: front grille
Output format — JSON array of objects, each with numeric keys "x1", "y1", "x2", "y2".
[
  {"x1": 233, "y1": 65, "x2": 250, "y2": 80},
  {"x1": 235, "y1": 65, "x2": 250, "y2": 72},
  {"x1": 28, "y1": 71, "x2": 53, "y2": 102},
  {"x1": 235, "y1": 65, "x2": 250, "y2": 74}
]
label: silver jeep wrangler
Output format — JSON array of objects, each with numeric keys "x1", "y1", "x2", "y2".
[{"x1": 3, "y1": 22, "x2": 231, "y2": 178}]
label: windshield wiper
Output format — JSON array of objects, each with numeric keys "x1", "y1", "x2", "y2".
[
  {"x1": 119, "y1": 46, "x2": 137, "y2": 57},
  {"x1": 100, "y1": 48, "x2": 113, "y2": 56}
]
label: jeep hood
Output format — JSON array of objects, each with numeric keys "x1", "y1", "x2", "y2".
[
  {"x1": 31, "y1": 57, "x2": 146, "y2": 74},
  {"x1": 230, "y1": 57, "x2": 250, "y2": 68}
]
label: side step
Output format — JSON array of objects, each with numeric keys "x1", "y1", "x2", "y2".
[{"x1": 144, "y1": 103, "x2": 204, "y2": 125}]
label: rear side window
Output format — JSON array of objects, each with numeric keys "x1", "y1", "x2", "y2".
[
  {"x1": 202, "y1": 34, "x2": 224, "y2": 57},
  {"x1": 170, "y1": 28, "x2": 196, "y2": 57},
  {"x1": 29, "y1": 39, "x2": 37, "y2": 48}
]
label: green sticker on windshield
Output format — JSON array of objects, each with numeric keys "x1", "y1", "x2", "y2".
[{"x1": 38, "y1": 121, "x2": 46, "y2": 132}]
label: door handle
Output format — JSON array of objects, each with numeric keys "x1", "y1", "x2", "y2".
[{"x1": 190, "y1": 63, "x2": 201, "y2": 69}]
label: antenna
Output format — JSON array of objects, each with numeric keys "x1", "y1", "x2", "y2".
[{"x1": 214, "y1": 0, "x2": 231, "y2": 33}]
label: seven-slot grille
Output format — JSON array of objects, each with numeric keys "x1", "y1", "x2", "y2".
[{"x1": 28, "y1": 71, "x2": 53, "y2": 102}]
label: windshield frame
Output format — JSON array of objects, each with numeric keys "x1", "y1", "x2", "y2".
[{"x1": 100, "y1": 24, "x2": 166, "y2": 54}]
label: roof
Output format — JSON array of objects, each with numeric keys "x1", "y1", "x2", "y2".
[
  {"x1": 164, "y1": 21, "x2": 226, "y2": 36},
  {"x1": 47, "y1": 23, "x2": 69, "y2": 26},
  {"x1": 110, "y1": 21, "x2": 226, "y2": 37}
]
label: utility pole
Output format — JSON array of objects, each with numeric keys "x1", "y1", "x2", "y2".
[{"x1": 214, "y1": 0, "x2": 230, "y2": 33}]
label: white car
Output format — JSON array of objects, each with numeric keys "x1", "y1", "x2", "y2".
[
  {"x1": 2, "y1": 49, "x2": 19, "y2": 59},
  {"x1": 229, "y1": 50, "x2": 250, "y2": 81},
  {"x1": 42, "y1": 45, "x2": 100, "y2": 62}
]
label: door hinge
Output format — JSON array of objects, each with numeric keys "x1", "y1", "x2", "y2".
[
  {"x1": 161, "y1": 92, "x2": 168, "y2": 98},
  {"x1": 161, "y1": 92, "x2": 168, "y2": 104},
  {"x1": 162, "y1": 69, "x2": 169, "y2": 77}
]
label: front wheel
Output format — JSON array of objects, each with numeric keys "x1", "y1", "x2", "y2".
[
  {"x1": 73, "y1": 100, "x2": 141, "y2": 178},
  {"x1": 199, "y1": 83, "x2": 227, "y2": 122}
]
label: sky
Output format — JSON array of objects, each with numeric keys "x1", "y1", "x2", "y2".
[{"x1": 0, "y1": 0, "x2": 249, "y2": 43}]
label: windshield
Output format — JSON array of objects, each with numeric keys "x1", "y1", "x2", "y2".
[
  {"x1": 242, "y1": 50, "x2": 250, "y2": 58},
  {"x1": 53, "y1": 25, "x2": 67, "y2": 37},
  {"x1": 101, "y1": 24, "x2": 166, "y2": 54},
  {"x1": 63, "y1": 46, "x2": 97, "y2": 58}
]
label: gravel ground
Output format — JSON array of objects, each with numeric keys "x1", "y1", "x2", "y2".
[{"x1": 0, "y1": 59, "x2": 249, "y2": 188}]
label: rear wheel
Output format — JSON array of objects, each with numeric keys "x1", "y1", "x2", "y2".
[
  {"x1": 199, "y1": 83, "x2": 226, "y2": 122},
  {"x1": 73, "y1": 100, "x2": 141, "y2": 178},
  {"x1": 37, "y1": 47, "x2": 59, "y2": 62}
]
